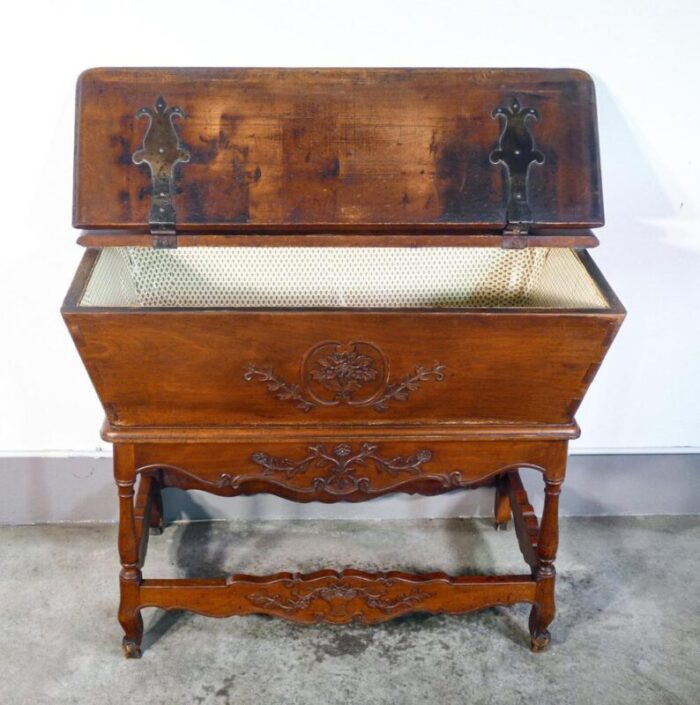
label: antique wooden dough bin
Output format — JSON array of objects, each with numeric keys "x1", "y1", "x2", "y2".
[{"x1": 63, "y1": 68, "x2": 625, "y2": 657}]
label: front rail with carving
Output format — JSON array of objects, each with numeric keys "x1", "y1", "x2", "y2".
[{"x1": 130, "y1": 438, "x2": 560, "y2": 503}]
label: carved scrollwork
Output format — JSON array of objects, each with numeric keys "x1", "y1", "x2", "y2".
[
  {"x1": 242, "y1": 365, "x2": 316, "y2": 412},
  {"x1": 371, "y1": 363, "x2": 446, "y2": 412},
  {"x1": 244, "y1": 340, "x2": 445, "y2": 413},
  {"x1": 251, "y1": 443, "x2": 433, "y2": 496},
  {"x1": 246, "y1": 574, "x2": 432, "y2": 622},
  {"x1": 137, "y1": 456, "x2": 466, "y2": 502}
]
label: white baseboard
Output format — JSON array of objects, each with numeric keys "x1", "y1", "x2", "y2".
[{"x1": 1, "y1": 453, "x2": 698, "y2": 524}]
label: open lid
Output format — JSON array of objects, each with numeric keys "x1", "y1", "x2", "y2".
[{"x1": 74, "y1": 68, "x2": 603, "y2": 240}]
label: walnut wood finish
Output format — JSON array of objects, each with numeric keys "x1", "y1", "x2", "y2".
[
  {"x1": 507, "y1": 470, "x2": 540, "y2": 569},
  {"x1": 114, "y1": 444, "x2": 143, "y2": 658},
  {"x1": 101, "y1": 419, "x2": 581, "y2": 443},
  {"x1": 112, "y1": 433, "x2": 568, "y2": 656},
  {"x1": 74, "y1": 68, "x2": 603, "y2": 233},
  {"x1": 139, "y1": 572, "x2": 537, "y2": 625},
  {"x1": 128, "y1": 436, "x2": 569, "y2": 503},
  {"x1": 75, "y1": 230, "x2": 600, "y2": 249},
  {"x1": 67, "y1": 308, "x2": 619, "y2": 426},
  {"x1": 65, "y1": 67, "x2": 624, "y2": 657},
  {"x1": 63, "y1": 250, "x2": 623, "y2": 429},
  {"x1": 494, "y1": 474, "x2": 512, "y2": 531}
]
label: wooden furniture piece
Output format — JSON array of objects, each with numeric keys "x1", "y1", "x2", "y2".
[{"x1": 63, "y1": 68, "x2": 625, "y2": 657}]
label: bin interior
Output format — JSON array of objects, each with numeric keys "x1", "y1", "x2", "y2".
[{"x1": 79, "y1": 247, "x2": 609, "y2": 310}]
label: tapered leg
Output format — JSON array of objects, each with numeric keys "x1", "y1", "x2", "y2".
[
  {"x1": 494, "y1": 474, "x2": 512, "y2": 530},
  {"x1": 529, "y1": 446, "x2": 566, "y2": 652},
  {"x1": 115, "y1": 444, "x2": 143, "y2": 658}
]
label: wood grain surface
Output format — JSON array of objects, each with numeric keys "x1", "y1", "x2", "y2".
[{"x1": 74, "y1": 68, "x2": 603, "y2": 232}]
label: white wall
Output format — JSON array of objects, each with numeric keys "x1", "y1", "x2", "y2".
[{"x1": 1, "y1": 0, "x2": 699, "y2": 457}]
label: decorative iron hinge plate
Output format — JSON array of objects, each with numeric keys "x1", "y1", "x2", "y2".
[
  {"x1": 132, "y1": 96, "x2": 190, "y2": 248},
  {"x1": 501, "y1": 223, "x2": 529, "y2": 249},
  {"x1": 490, "y1": 97, "x2": 545, "y2": 248}
]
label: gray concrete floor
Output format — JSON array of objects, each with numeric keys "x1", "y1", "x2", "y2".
[{"x1": 1, "y1": 515, "x2": 698, "y2": 705}]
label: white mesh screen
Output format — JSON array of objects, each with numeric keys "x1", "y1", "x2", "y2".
[
  {"x1": 79, "y1": 246, "x2": 607, "y2": 309},
  {"x1": 528, "y1": 249, "x2": 608, "y2": 308}
]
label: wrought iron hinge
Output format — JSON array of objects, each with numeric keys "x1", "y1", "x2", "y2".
[
  {"x1": 489, "y1": 97, "x2": 545, "y2": 249},
  {"x1": 150, "y1": 229, "x2": 177, "y2": 249},
  {"x1": 501, "y1": 222, "x2": 530, "y2": 249},
  {"x1": 132, "y1": 96, "x2": 190, "y2": 248}
]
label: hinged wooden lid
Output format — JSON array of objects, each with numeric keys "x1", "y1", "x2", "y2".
[{"x1": 73, "y1": 68, "x2": 603, "y2": 235}]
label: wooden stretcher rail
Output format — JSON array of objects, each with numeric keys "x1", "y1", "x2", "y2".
[{"x1": 138, "y1": 571, "x2": 537, "y2": 625}]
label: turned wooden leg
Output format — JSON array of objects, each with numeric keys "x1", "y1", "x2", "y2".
[
  {"x1": 149, "y1": 476, "x2": 164, "y2": 536},
  {"x1": 494, "y1": 474, "x2": 511, "y2": 530},
  {"x1": 115, "y1": 444, "x2": 143, "y2": 658},
  {"x1": 529, "y1": 467, "x2": 564, "y2": 652}
]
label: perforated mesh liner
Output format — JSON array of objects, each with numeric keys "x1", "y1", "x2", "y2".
[{"x1": 79, "y1": 247, "x2": 608, "y2": 309}]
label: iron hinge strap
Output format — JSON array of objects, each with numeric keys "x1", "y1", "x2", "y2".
[
  {"x1": 501, "y1": 221, "x2": 531, "y2": 249},
  {"x1": 150, "y1": 227, "x2": 178, "y2": 249},
  {"x1": 131, "y1": 96, "x2": 190, "y2": 249},
  {"x1": 489, "y1": 96, "x2": 544, "y2": 251}
]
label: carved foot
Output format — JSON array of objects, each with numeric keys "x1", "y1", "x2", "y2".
[
  {"x1": 118, "y1": 603, "x2": 143, "y2": 660},
  {"x1": 530, "y1": 629, "x2": 551, "y2": 652},
  {"x1": 122, "y1": 638, "x2": 142, "y2": 659},
  {"x1": 149, "y1": 522, "x2": 164, "y2": 536},
  {"x1": 528, "y1": 601, "x2": 554, "y2": 652},
  {"x1": 494, "y1": 521, "x2": 510, "y2": 531}
]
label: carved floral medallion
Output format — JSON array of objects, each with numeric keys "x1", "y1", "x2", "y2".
[
  {"x1": 304, "y1": 341, "x2": 386, "y2": 405},
  {"x1": 243, "y1": 340, "x2": 445, "y2": 412}
]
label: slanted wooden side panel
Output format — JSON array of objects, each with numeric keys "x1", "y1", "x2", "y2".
[{"x1": 74, "y1": 68, "x2": 603, "y2": 231}]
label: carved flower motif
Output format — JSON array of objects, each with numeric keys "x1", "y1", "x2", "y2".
[
  {"x1": 311, "y1": 349, "x2": 379, "y2": 399},
  {"x1": 414, "y1": 450, "x2": 433, "y2": 463},
  {"x1": 334, "y1": 444, "x2": 352, "y2": 458}
]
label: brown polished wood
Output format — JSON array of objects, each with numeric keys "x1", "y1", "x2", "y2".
[
  {"x1": 63, "y1": 249, "x2": 623, "y2": 429},
  {"x1": 63, "y1": 67, "x2": 625, "y2": 658},
  {"x1": 129, "y1": 435, "x2": 571, "y2": 504},
  {"x1": 110, "y1": 432, "x2": 569, "y2": 656},
  {"x1": 100, "y1": 419, "x2": 582, "y2": 444},
  {"x1": 139, "y1": 572, "x2": 537, "y2": 624},
  {"x1": 74, "y1": 68, "x2": 603, "y2": 233},
  {"x1": 76, "y1": 230, "x2": 600, "y2": 249}
]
